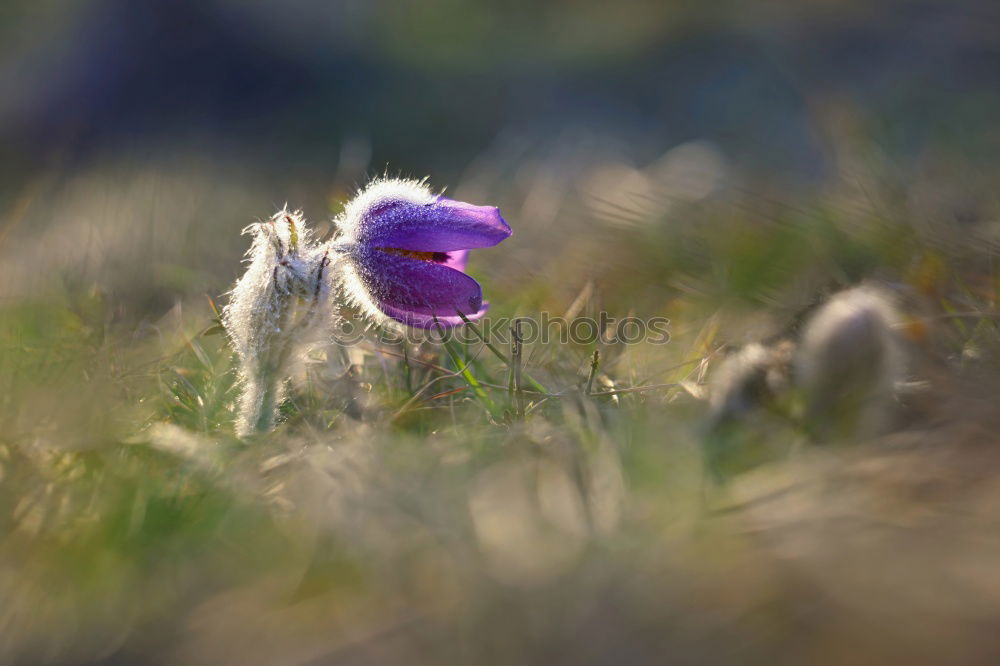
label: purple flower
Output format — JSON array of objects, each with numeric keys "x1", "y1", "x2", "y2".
[{"x1": 332, "y1": 179, "x2": 511, "y2": 329}]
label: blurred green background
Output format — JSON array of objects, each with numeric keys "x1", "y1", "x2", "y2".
[{"x1": 2, "y1": 1, "x2": 1000, "y2": 664}]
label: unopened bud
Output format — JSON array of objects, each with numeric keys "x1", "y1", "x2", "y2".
[{"x1": 795, "y1": 286, "x2": 904, "y2": 440}]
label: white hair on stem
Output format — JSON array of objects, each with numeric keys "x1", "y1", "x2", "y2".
[{"x1": 222, "y1": 208, "x2": 335, "y2": 437}]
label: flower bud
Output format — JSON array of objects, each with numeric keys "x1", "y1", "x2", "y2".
[
  {"x1": 795, "y1": 286, "x2": 904, "y2": 441},
  {"x1": 223, "y1": 209, "x2": 332, "y2": 436}
]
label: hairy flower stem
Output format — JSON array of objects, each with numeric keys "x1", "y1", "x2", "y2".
[
  {"x1": 241, "y1": 286, "x2": 333, "y2": 436},
  {"x1": 511, "y1": 319, "x2": 525, "y2": 418},
  {"x1": 235, "y1": 291, "x2": 296, "y2": 436},
  {"x1": 586, "y1": 349, "x2": 600, "y2": 396},
  {"x1": 224, "y1": 209, "x2": 332, "y2": 438}
]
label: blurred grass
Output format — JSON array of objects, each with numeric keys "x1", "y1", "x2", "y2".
[{"x1": 2, "y1": 124, "x2": 1000, "y2": 664}]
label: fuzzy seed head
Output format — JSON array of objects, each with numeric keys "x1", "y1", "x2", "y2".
[
  {"x1": 710, "y1": 341, "x2": 794, "y2": 421},
  {"x1": 796, "y1": 286, "x2": 905, "y2": 439}
]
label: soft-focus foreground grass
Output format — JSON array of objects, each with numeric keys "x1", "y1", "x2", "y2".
[{"x1": 3, "y1": 142, "x2": 1000, "y2": 665}]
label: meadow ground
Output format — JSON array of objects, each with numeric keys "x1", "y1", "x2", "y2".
[{"x1": 2, "y1": 138, "x2": 1000, "y2": 665}]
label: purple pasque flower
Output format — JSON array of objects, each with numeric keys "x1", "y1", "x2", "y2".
[{"x1": 331, "y1": 178, "x2": 511, "y2": 329}]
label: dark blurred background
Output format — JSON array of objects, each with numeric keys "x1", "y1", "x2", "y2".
[
  {"x1": 2, "y1": 0, "x2": 998, "y2": 189},
  {"x1": 2, "y1": 0, "x2": 999, "y2": 341}
]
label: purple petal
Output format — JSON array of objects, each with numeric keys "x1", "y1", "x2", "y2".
[
  {"x1": 379, "y1": 301, "x2": 490, "y2": 329},
  {"x1": 353, "y1": 246, "x2": 483, "y2": 318},
  {"x1": 442, "y1": 249, "x2": 469, "y2": 272},
  {"x1": 359, "y1": 197, "x2": 511, "y2": 252}
]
